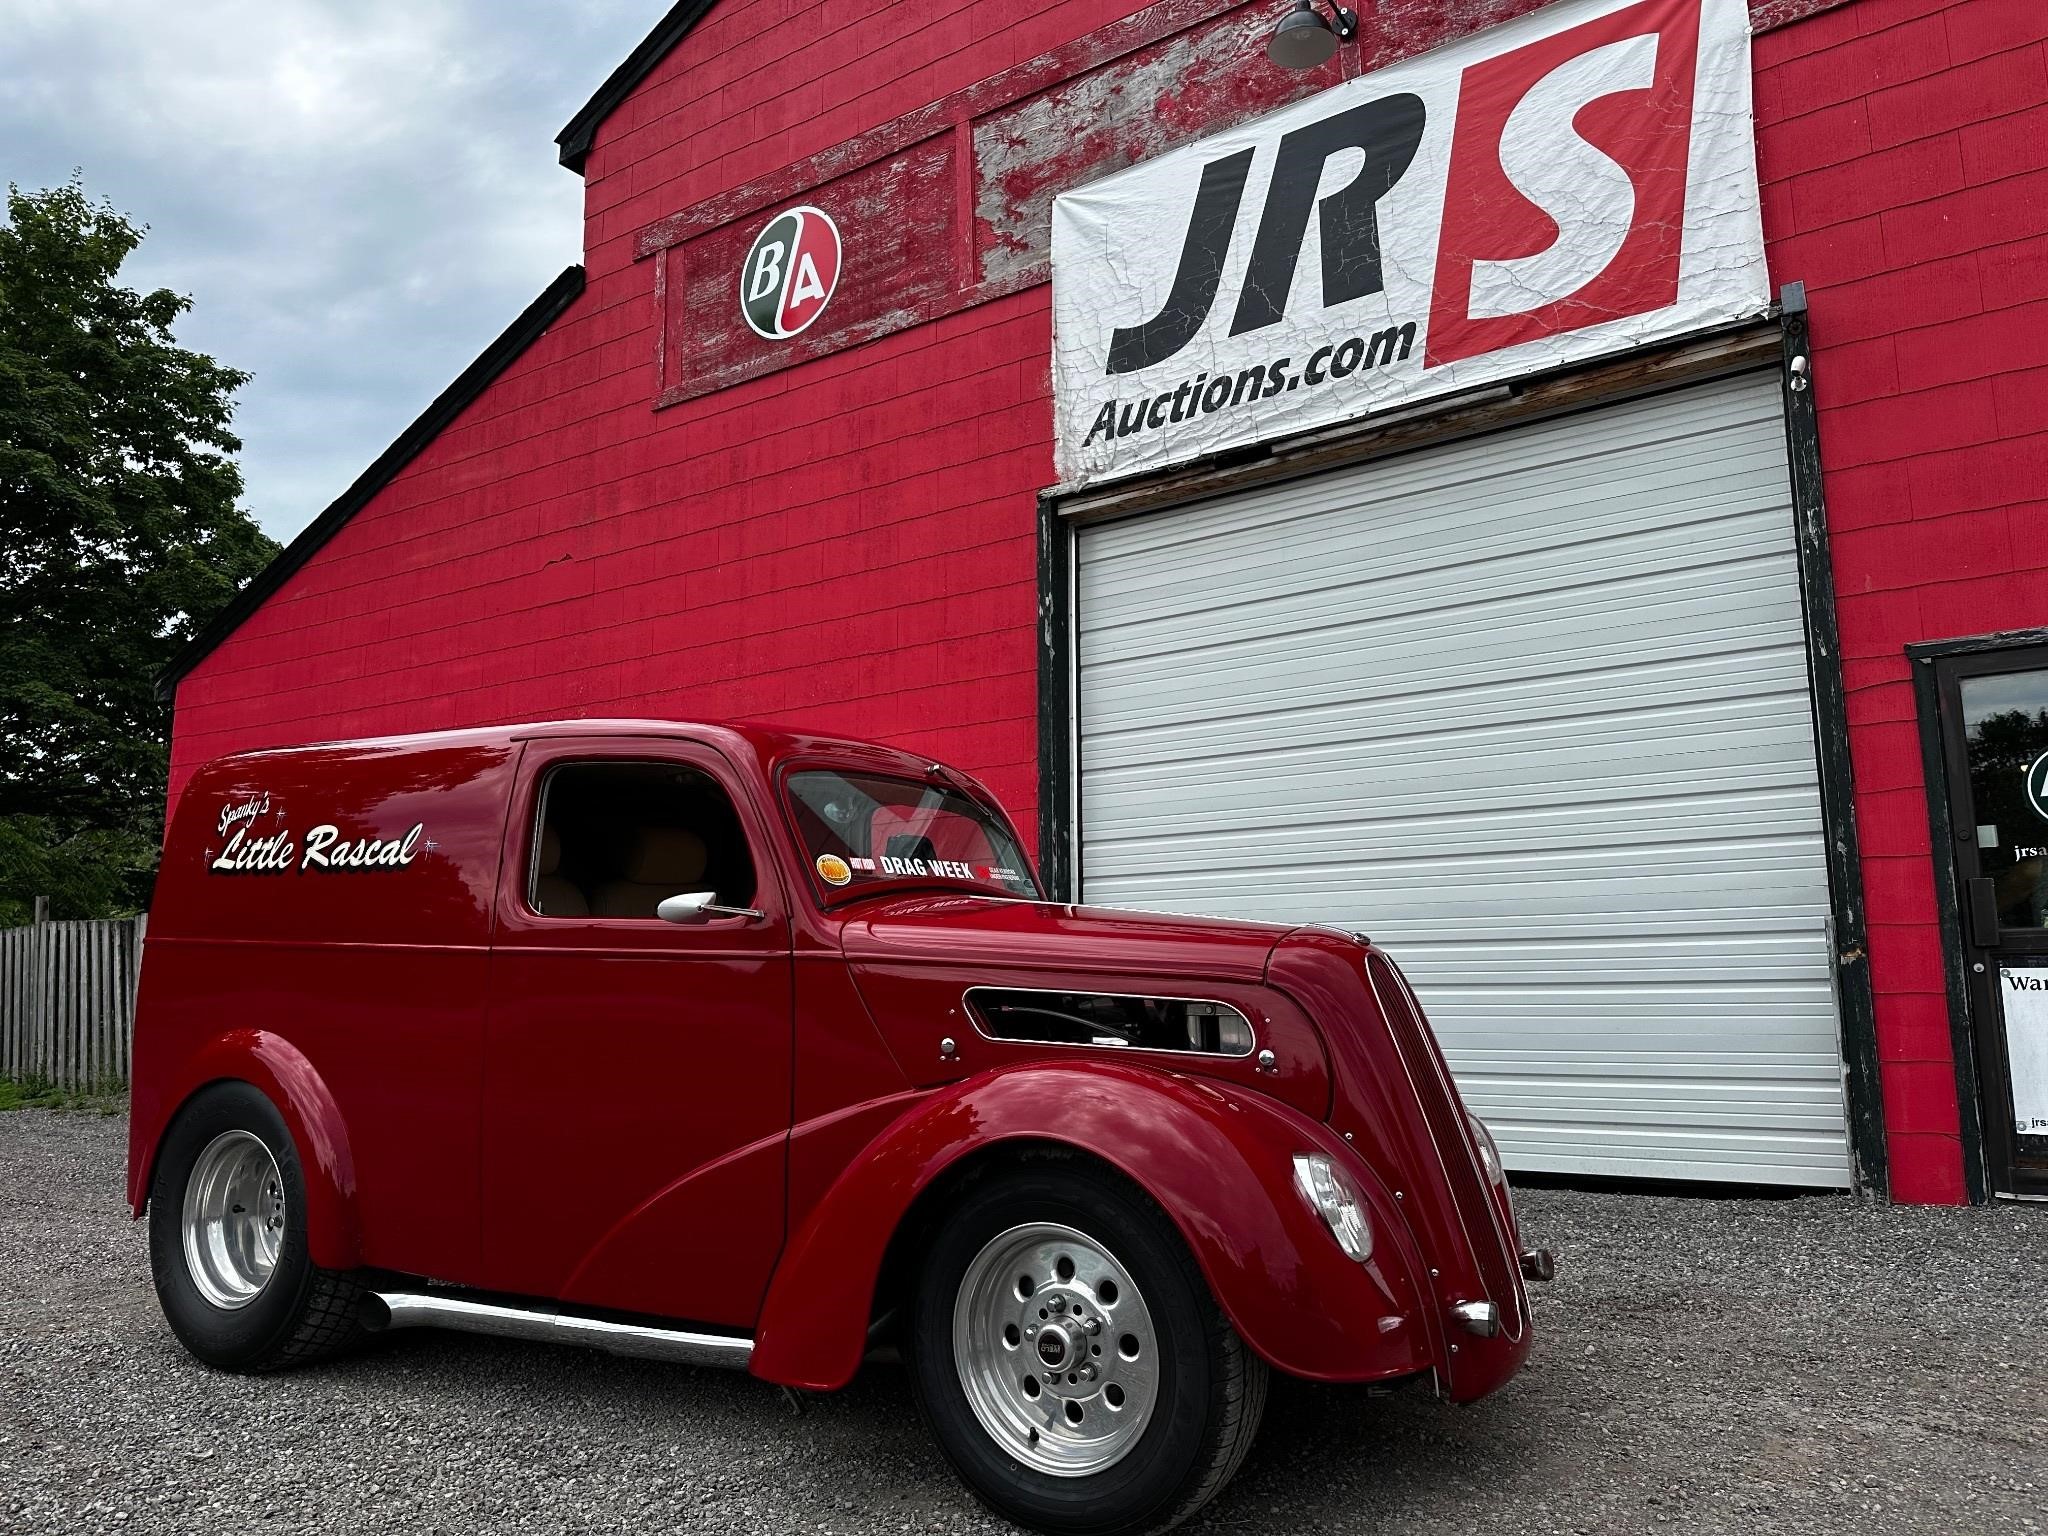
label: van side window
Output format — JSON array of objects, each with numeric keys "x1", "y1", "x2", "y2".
[{"x1": 531, "y1": 762, "x2": 758, "y2": 920}]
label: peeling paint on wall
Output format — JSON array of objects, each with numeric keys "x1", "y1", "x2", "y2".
[
  {"x1": 974, "y1": 8, "x2": 1325, "y2": 285},
  {"x1": 659, "y1": 137, "x2": 957, "y2": 407},
  {"x1": 636, "y1": 0, "x2": 1869, "y2": 414}
]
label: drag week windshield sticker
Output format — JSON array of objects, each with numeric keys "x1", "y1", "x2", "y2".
[
  {"x1": 208, "y1": 794, "x2": 431, "y2": 875},
  {"x1": 824, "y1": 848, "x2": 1028, "y2": 888},
  {"x1": 877, "y1": 853, "x2": 1026, "y2": 883}
]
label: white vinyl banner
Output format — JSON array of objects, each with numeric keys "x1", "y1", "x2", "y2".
[{"x1": 1051, "y1": 0, "x2": 1767, "y2": 488}]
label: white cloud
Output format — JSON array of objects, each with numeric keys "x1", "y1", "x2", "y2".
[{"x1": 1, "y1": 0, "x2": 662, "y2": 538}]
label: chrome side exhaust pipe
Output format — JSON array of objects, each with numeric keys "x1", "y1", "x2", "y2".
[{"x1": 364, "y1": 1291, "x2": 753, "y2": 1370}]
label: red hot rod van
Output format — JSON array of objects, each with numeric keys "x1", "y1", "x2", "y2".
[{"x1": 130, "y1": 719, "x2": 1545, "y2": 1534}]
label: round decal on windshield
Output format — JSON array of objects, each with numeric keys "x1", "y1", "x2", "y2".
[
  {"x1": 2026, "y1": 750, "x2": 2048, "y2": 822},
  {"x1": 740, "y1": 206, "x2": 841, "y2": 340},
  {"x1": 815, "y1": 853, "x2": 853, "y2": 886}
]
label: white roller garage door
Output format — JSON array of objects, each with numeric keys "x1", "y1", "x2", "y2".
[{"x1": 1074, "y1": 371, "x2": 1852, "y2": 1187}]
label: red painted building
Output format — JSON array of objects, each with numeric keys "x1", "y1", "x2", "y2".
[{"x1": 163, "y1": 0, "x2": 2048, "y2": 1205}]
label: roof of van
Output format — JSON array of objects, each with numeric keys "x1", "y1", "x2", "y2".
[{"x1": 202, "y1": 718, "x2": 952, "y2": 771}]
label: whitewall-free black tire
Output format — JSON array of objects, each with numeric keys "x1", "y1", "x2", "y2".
[
  {"x1": 908, "y1": 1157, "x2": 1268, "y2": 1535},
  {"x1": 147, "y1": 1081, "x2": 363, "y2": 1371}
]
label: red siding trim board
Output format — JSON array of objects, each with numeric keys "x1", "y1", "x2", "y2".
[{"x1": 175, "y1": 0, "x2": 2042, "y2": 1204}]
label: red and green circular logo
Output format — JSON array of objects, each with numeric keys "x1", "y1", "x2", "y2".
[{"x1": 740, "y1": 205, "x2": 841, "y2": 340}]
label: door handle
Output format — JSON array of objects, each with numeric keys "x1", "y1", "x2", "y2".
[{"x1": 1965, "y1": 877, "x2": 2001, "y2": 948}]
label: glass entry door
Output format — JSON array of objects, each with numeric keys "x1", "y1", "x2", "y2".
[{"x1": 1930, "y1": 642, "x2": 2048, "y2": 1198}]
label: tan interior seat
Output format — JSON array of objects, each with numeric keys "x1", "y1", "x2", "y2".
[
  {"x1": 591, "y1": 826, "x2": 709, "y2": 919},
  {"x1": 533, "y1": 825, "x2": 588, "y2": 917}
]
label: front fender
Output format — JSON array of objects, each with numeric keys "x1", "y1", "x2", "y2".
[
  {"x1": 127, "y1": 1029, "x2": 362, "y2": 1271},
  {"x1": 750, "y1": 1061, "x2": 1436, "y2": 1391}
]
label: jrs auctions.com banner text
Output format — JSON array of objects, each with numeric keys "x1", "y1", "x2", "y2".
[{"x1": 1051, "y1": 0, "x2": 1767, "y2": 488}]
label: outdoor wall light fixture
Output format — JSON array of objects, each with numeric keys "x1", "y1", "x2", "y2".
[{"x1": 1266, "y1": 0, "x2": 1359, "y2": 69}]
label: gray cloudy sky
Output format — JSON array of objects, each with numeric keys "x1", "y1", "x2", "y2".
[{"x1": 3, "y1": 0, "x2": 666, "y2": 540}]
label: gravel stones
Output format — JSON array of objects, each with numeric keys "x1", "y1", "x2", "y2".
[{"x1": 2, "y1": 1109, "x2": 2042, "y2": 1534}]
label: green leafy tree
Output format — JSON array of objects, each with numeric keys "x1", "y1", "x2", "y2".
[{"x1": 0, "y1": 179, "x2": 277, "y2": 923}]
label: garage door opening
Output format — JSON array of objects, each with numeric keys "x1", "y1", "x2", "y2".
[{"x1": 1069, "y1": 370, "x2": 1853, "y2": 1188}]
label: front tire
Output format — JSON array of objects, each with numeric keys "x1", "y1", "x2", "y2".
[
  {"x1": 908, "y1": 1158, "x2": 1268, "y2": 1535},
  {"x1": 147, "y1": 1081, "x2": 363, "y2": 1371}
]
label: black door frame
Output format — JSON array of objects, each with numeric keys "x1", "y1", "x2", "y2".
[
  {"x1": 1908, "y1": 626, "x2": 2048, "y2": 1202},
  {"x1": 1038, "y1": 293, "x2": 1889, "y2": 1196}
]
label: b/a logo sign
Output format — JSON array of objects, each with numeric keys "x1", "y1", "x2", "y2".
[
  {"x1": 740, "y1": 205, "x2": 842, "y2": 340},
  {"x1": 1050, "y1": 0, "x2": 1766, "y2": 488}
]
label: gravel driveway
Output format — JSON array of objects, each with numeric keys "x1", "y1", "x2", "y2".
[{"x1": 2, "y1": 1108, "x2": 2043, "y2": 1534}]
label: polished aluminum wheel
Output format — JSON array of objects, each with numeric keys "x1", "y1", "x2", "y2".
[
  {"x1": 181, "y1": 1130, "x2": 285, "y2": 1310},
  {"x1": 952, "y1": 1221, "x2": 1158, "y2": 1477}
]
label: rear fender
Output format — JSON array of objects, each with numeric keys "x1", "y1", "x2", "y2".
[
  {"x1": 750, "y1": 1061, "x2": 1436, "y2": 1391},
  {"x1": 128, "y1": 1030, "x2": 361, "y2": 1271}
]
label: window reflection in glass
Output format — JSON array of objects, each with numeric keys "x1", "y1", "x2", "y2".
[
  {"x1": 784, "y1": 770, "x2": 1038, "y2": 902},
  {"x1": 1961, "y1": 671, "x2": 2048, "y2": 930}
]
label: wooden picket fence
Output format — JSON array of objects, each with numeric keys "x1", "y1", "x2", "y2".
[{"x1": 0, "y1": 913, "x2": 147, "y2": 1091}]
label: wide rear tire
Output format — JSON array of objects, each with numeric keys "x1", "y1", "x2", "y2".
[
  {"x1": 907, "y1": 1157, "x2": 1267, "y2": 1535},
  {"x1": 147, "y1": 1081, "x2": 364, "y2": 1371}
]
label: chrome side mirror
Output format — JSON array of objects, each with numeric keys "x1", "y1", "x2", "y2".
[{"x1": 656, "y1": 891, "x2": 765, "y2": 924}]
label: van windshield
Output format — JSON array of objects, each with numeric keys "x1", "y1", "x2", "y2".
[{"x1": 784, "y1": 770, "x2": 1039, "y2": 902}]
